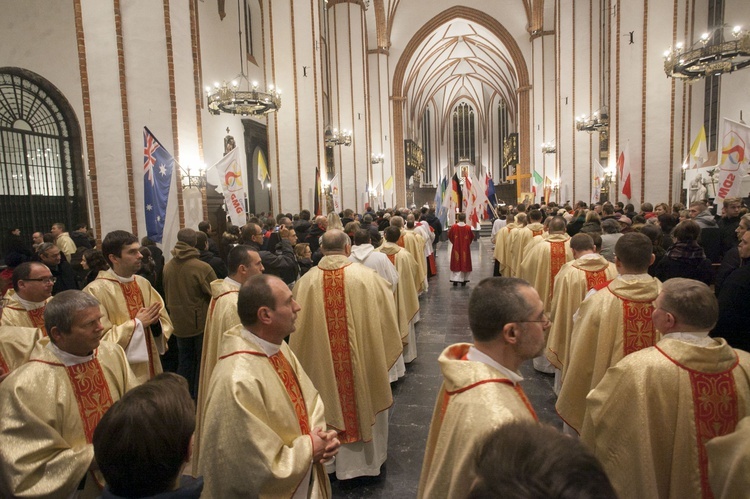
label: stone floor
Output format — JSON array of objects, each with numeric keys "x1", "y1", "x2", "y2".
[{"x1": 330, "y1": 237, "x2": 559, "y2": 498}]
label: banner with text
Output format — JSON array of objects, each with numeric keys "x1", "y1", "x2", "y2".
[{"x1": 208, "y1": 146, "x2": 247, "y2": 226}]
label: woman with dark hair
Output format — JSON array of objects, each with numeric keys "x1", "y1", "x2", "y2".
[
  {"x1": 657, "y1": 213, "x2": 679, "y2": 250},
  {"x1": 652, "y1": 220, "x2": 714, "y2": 285},
  {"x1": 136, "y1": 246, "x2": 157, "y2": 287},
  {"x1": 81, "y1": 249, "x2": 109, "y2": 286}
]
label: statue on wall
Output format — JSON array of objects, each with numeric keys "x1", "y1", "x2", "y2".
[{"x1": 689, "y1": 173, "x2": 708, "y2": 203}]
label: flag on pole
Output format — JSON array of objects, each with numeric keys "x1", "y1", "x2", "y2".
[
  {"x1": 544, "y1": 176, "x2": 552, "y2": 205},
  {"x1": 207, "y1": 145, "x2": 247, "y2": 227},
  {"x1": 257, "y1": 150, "x2": 269, "y2": 185},
  {"x1": 330, "y1": 174, "x2": 342, "y2": 213},
  {"x1": 384, "y1": 176, "x2": 393, "y2": 191},
  {"x1": 437, "y1": 175, "x2": 449, "y2": 227},
  {"x1": 486, "y1": 173, "x2": 496, "y2": 218},
  {"x1": 143, "y1": 127, "x2": 174, "y2": 243},
  {"x1": 617, "y1": 142, "x2": 632, "y2": 199},
  {"x1": 690, "y1": 125, "x2": 709, "y2": 167},
  {"x1": 532, "y1": 170, "x2": 543, "y2": 201},
  {"x1": 715, "y1": 118, "x2": 750, "y2": 204},
  {"x1": 375, "y1": 183, "x2": 383, "y2": 210},
  {"x1": 314, "y1": 167, "x2": 322, "y2": 216}
]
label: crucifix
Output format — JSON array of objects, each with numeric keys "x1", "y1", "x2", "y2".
[{"x1": 506, "y1": 165, "x2": 532, "y2": 201}]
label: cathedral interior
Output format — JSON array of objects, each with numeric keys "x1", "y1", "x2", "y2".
[{"x1": 1, "y1": 0, "x2": 748, "y2": 251}]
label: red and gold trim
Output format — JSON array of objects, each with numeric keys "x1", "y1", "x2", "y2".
[
  {"x1": 583, "y1": 268, "x2": 608, "y2": 291},
  {"x1": 322, "y1": 266, "x2": 360, "y2": 443},
  {"x1": 65, "y1": 358, "x2": 114, "y2": 443},
  {"x1": 548, "y1": 241, "x2": 567, "y2": 301},
  {"x1": 0, "y1": 352, "x2": 9, "y2": 374},
  {"x1": 28, "y1": 307, "x2": 47, "y2": 336},
  {"x1": 621, "y1": 300, "x2": 656, "y2": 356},
  {"x1": 118, "y1": 281, "x2": 155, "y2": 378},
  {"x1": 269, "y1": 351, "x2": 310, "y2": 435},
  {"x1": 209, "y1": 290, "x2": 239, "y2": 315}
]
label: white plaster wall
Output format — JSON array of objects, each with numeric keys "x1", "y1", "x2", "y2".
[{"x1": 557, "y1": 0, "x2": 574, "y2": 204}]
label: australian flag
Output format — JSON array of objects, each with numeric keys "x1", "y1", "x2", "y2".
[{"x1": 143, "y1": 127, "x2": 174, "y2": 243}]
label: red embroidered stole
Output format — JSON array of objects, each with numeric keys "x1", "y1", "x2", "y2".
[
  {"x1": 28, "y1": 306, "x2": 47, "y2": 336},
  {"x1": 386, "y1": 253, "x2": 396, "y2": 266},
  {"x1": 397, "y1": 234, "x2": 405, "y2": 248},
  {"x1": 118, "y1": 281, "x2": 155, "y2": 377},
  {"x1": 65, "y1": 358, "x2": 115, "y2": 443},
  {"x1": 584, "y1": 268, "x2": 608, "y2": 291},
  {"x1": 689, "y1": 370, "x2": 739, "y2": 499},
  {"x1": 621, "y1": 299, "x2": 656, "y2": 356},
  {"x1": 548, "y1": 241, "x2": 567, "y2": 301},
  {"x1": 532, "y1": 229, "x2": 543, "y2": 237},
  {"x1": 269, "y1": 351, "x2": 311, "y2": 435},
  {"x1": 322, "y1": 266, "x2": 360, "y2": 443}
]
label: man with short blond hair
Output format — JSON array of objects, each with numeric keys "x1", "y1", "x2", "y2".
[{"x1": 50, "y1": 222, "x2": 77, "y2": 261}]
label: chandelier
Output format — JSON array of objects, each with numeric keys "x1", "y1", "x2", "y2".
[
  {"x1": 576, "y1": 108, "x2": 609, "y2": 133},
  {"x1": 371, "y1": 153, "x2": 384, "y2": 164},
  {"x1": 664, "y1": 25, "x2": 750, "y2": 81},
  {"x1": 325, "y1": 127, "x2": 352, "y2": 147},
  {"x1": 541, "y1": 142, "x2": 556, "y2": 154},
  {"x1": 206, "y1": 79, "x2": 280, "y2": 116},
  {"x1": 205, "y1": 0, "x2": 280, "y2": 116}
]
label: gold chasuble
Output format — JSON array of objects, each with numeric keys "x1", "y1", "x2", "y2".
[
  {"x1": 519, "y1": 234, "x2": 573, "y2": 312},
  {"x1": 545, "y1": 256, "x2": 618, "y2": 370},
  {"x1": 193, "y1": 278, "x2": 241, "y2": 475},
  {"x1": 556, "y1": 275, "x2": 661, "y2": 433},
  {"x1": 0, "y1": 339, "x2": 135, "y2": 498},
  {"x1": 707, "y1": 416, "x2": 750, "y2": 499},
  {"x1": 84, "y1": 271, "x2": 173, "y2": 383},
  {"x1": 582, "y1": 337, "x2": 750, "y2": 499},
  {"x1": 1, "y1": 290, "x2": 51, "y2": 335},
  {"x1": 398, "y1": 231, "x2": 427, "y2": 292},
  {"x1": 0, "y1": 325, "x2": 44, "y2": 374},
  {"x1": 290, "y1": 255, "x2": 402, "y2": 444},
  {"x1": 418, "y1": 344, "x2": 538, "y2": 499},
  {"x1": 510, "y1": 222, "x2": 545, "y2": 277},
  {"x1": 492, "y1": 223, "x2": 517, "y2": 275},
  {"x1": 376, "y1": 242, "x2": 421, "y2": 346},
  {"x1": 200, "y1": 326, "x2": 330, "y2": 498}
]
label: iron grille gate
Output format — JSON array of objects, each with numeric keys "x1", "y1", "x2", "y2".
[{"x1": 0, "y1": 69, "x2": 87, "y2": 257}]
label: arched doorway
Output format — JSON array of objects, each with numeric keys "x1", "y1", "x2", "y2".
[{"x1": 0, "y1": 68, "x2": 87, "y2": 255}]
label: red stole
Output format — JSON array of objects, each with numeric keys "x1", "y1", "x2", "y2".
[
  {"x1": 548, "y1": 241, "x2": 567, "y2": 301},
  {"x1": 583, "y1": 268, "x2": 608, "y2": 291},
  {"x1": 28, "y1": 306, "x2": 48, "y2": 336},
  {"x1": 118, "y1": 280, "x2": 155, "y2": 378},
  {"x1": 269, "y1": 351, "x2": 311, "y2": 435},
  {"x1": 322, "y1": 264, "x2": 360, "y2": 443},
  {"x1": 64, "y1": 357, "x2": 115, "y2": 443},
  {"x1": 0, "y1": 352, "x2": 8, "y2": 374},
  {"x1": 386, "y1": 253, "x2": 396, "y2": 266},
  {"x1": 620, "y1": 299, "x2": 656, "y2": 356}
]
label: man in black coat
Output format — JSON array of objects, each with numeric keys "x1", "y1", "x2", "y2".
[
  {"x1": 36, "y1": 242, "x2": 79, "y2": 294},
  {"x1": 714, "y1": 229, "x2": 750, "y2": 352}
]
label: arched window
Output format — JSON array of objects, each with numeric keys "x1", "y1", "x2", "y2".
[
  {"x1": 452, "y1": 102, "x2": 475, "y2": 166},
  {"x1": 0, "y1": 68, "x2": 87, "y2": 253}
]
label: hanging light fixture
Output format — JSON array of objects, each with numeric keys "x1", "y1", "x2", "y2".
[
  {"x1": 541, "y1": 141, "x2": 556, "y2": 154},
  {"x1": 575, "y1": 107, "x2": 609, "y2": 133},
  {"x1": 324, "y1": 127, "x2": 352, "y2": 147},
  {"x1": 205, "y1": 0, "x2": 280, "y2": 116},
  {"x1": 664, "y1": 25, "x2": 750, "y2": 81}
]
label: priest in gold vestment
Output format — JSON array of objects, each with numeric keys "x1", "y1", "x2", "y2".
[
  {"x1": 1, "y1": 261, "x2": 53, "y2": 334},
  {"x1": 377, "y1": 226, "x2": 421, "y2": 364},
  {"x1": 510, "y1": 209, "x2": 545, "y2": 277},
  {"x1": 545, "y1": 233, "x2": 617, "y2": 393},
  {"x1": 290, "y1": 230, "x2": 402, "y2": 480},
  {"x1": 0, "y1": 291, "x2": 136, "y2": 498},
  {"x1": 391, "y1": 215, "x2": 427, "y2": 293},
  {"x1": 84, "y1": 231, "x2": 173, "y2": 383},
  {"x1": 492, "y1": 213, "x2": 517, "y2": 276},
  {"x1": 200, "y1": 275, "x2": 339, "y2": 498},
  {"x1": 506, "y1": 212, "x2": 527, "y2": 277},
  {"x1": 707, "y1": 416, "x2": 750, "y2": 499},
  {"x1": 581, "y1": 279, "x2": 750, "y2": 499},
  {"x1": 557, "y1": 232, "x2": 661, "y2": 433},
  {"x1": 193, "y1": 245, "x2": 264, "y2": 475},
  {"x1": 418, "y1": 278, "x2": 547, "y2": 499}
]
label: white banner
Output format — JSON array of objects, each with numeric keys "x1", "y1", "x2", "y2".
[
  {"x1": 330, "y1": 174, "x2": 342, "y2": 214},
  {"x1": 715, "y1": 119, "x2": 750, "y2": 204},
  {"x1": 207, "y1": 147, "x2": 247, "y2": 227}
]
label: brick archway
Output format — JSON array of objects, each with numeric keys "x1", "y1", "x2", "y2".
[{"x1": 391, "y1": 6, "x2": 530, "y2": 206}]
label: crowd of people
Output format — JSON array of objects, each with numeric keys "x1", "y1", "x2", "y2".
[{"x1": 0, "y1": 195, "x2": 748, "y2": 498}]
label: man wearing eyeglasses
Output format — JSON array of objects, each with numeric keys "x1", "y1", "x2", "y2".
[
  {"x1": 556, "y1": 231, "x2": 661, "y2": 435},
  {"x1": 418, "y1": 277, "x2": 548, "y2": 499},
  {"x1": 1, "y1": 262, "x2": 54, "y2": 335},
  {"x1": 581, "y1": 278, "x2": 750, "y2": 499}
]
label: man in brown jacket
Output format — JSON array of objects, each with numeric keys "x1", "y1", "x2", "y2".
[{"x1": 163, "y1": 228, "x2": 216, "y2": 397}]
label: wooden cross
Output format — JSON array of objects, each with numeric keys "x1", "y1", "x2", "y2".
[{"x1": 506, "y1": 166, "x2": 533, "y2": 201}]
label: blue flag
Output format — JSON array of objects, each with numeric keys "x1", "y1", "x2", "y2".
[{"x1": 143, "y1": 127, "x2": 174, "y2": 243}]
